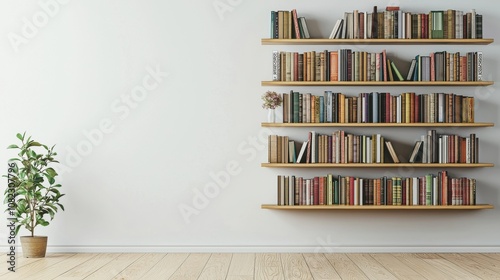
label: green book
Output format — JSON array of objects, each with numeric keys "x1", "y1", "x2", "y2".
[
  {"x1": 431, "y1": 11, "x2": 444, "y2": 39},
  {"x1": 425, "y1": 174, "x2": 433, "y2": 205},
  {"x1": 293, "y1": 91, "x2": 299, "y2": 123},
  {"x1": 334, "y1": 178, "x2": 339, "y2": 205},
  {"x1": 391, "y1": 61, "x2": 404, "y2": 81}
]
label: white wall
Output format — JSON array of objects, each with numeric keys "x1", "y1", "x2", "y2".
[{"x1": 0, "y1": 0, "x2": 499, "y2": 252}]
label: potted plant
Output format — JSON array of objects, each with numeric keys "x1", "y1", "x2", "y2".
[{"x1": 4, "y1": 132, "x2": 65, "y2": 258}]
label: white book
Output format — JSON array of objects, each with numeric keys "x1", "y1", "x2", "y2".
[
  {"x1": 376, "y1": 134, "x2": 382, "y2": 163},
  {"x1": 439, "y1": 138, "x2": 443, "y2": 163},
  {"x1": 329, "y1": 19, "x2": 342, "y2": 39},
  {"x1": 354, "y1": 178, "x2": 359, "y2": 205},
  {"x1": 412, "y1": 177, "x2": 418, "y2": 205},
  {"x1": 366, "y1": 137, "x2": 372, "y2": 163},
  {"x1": 279, "y1": 176, "x2": 285, "y2": 205},
  {"x1": 471, "y1": 9, "x2": 476, "y2": 39},
  {"x1": 311, "y1": 131, "x2": 317, "y2": 163}
]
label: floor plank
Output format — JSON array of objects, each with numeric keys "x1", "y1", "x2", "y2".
[
  {"x1": 370, "y1": 253, "x2": 426, "y2": 280},
  {"x1": 0, "y1": 252, "x2": 498, "y2": 279},
  {"x1": 140, "y1": 253, "x2": 189, "y2": 280},
  {"x1": 302, "y1": 253, "x2": 341, "y2": 280},
  {"x1": 438, "y1": 253, "x2": 500, "y2": 279},
  {"x1": 226, "y1": 253, "x2": 255, "y2": 280},
  {"x1": 84, "y1": 253, "x2": 144, "y2": 280},
  {"x1": 324, "y1": 254, "x2": 369, "y2": 280},
  {"x1": 55, "y1": 253, "x2": 119, "y2": 280},
  {"x1": 463, "y1": 253, "x2": 500, "y2": 274},
  {"x1": 483, "y1": 253, "x2": 500, "y2": 262},
  {"x1": 168, "y1": 253, "x2": 211, "y2": 280},
  {"x1": 1, "y1": 253, "x2": 75, "y2": 280},
  {"x1": 112, "y1": 253, "x2": 164, "y2": 280},
  {"x1": 280, "y1": 253, "x2": 313, "y2": 280},
  {"x1": 393, "y1": 254, "x2": 455, "y2": 280},
  {"x1": 347, "y1": 254, "x2": 398, "y2": 280},
  {"x1": 255, "y1": 253, "x2": 284, "y2": 280},
  {"x1": 416, "y1": 255, "x2": 482, "y2": 280},
  {"x1": 197, "y1": 253, "x2": 232, "y2": 280},
  {"x1": 0, "y1": 253, "x2": 44, "y2": 277}
]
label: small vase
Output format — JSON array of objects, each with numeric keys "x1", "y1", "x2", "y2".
[{"x1": 267, "y1": 108, "x2": 276, "y2": 123}]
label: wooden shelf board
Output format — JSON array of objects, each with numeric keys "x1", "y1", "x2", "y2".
[
  {"x1": 261, "y1": 38, "x2": 495, "y2": 45},
  {"x1": 261, "y1": 163, "x2": 494, "y2": 168},
  {"x1": 261, "y1": 122, "x2": 494, "y2": 127},
  {"x1": 261, "y1": 81, "x2": 494, "y2": 86},
  {"x1": 261, "y1": 204, "x2": 494, "y2": 210}
]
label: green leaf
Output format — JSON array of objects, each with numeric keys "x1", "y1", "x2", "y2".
[
  {"x1": 16, "y1": 133, "x2": 24, "y2": 141},
  {"x1": 7, "y1": 144, "x2": 19, "y2": 149},
  {"x1": 45, "y1": 168, "x2": 57, "y2": 177},
  {"x1": 29, "y1": 141, "x2": 42, "y2": 147}
]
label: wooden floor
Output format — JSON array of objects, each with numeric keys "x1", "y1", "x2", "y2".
[{"x1": 1, "y1": 253, "x2": 500, "y2": 279}]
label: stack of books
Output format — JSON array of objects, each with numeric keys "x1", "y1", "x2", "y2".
[
  {"x1": 282, "y1": 91, "x2": 475, "y2": 124},
  {"x1": 277, "y1": 171, "x2": 477, "y2": 206},
  {"x1": 270, "y1": 9, "x2": 310, "y2": 39},
  {"x1": 328, "y1": 6, "x2": 483, "y2": 39}
]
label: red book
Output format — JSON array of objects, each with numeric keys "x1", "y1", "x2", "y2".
[
  {"x1": 349, "y1": 176, "x2": 355, "y2": 205},
  {"x1": 319, "y1": 177, "x2": 325, "y2": 205},
  {"x1": 291, "y1": 9, "x2": 301, "y2": 39},
  {"x1": 382, "y1": 50, "x2": 387, "y2": 81},
  {"x1": 330, "y1": 51, "x2": 339, "y2": 81},
  {"x1": 385, "y1": 92, "x2": 391, "y2": 123},
  {"x1": 386, "y1": 6, "x2": 400, "y2": 11}
]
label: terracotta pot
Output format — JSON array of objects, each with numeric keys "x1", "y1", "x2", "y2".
[{"x1": 20, "y1": 236, "x2": 48, "y2": 258}]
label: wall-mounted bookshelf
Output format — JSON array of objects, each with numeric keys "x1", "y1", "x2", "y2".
[
  {"x1": 261, "y1": 204, "x2": 494, "y2": 210},
  {"x1": 261, "y1": 38, "x2": 494, "y2": 45}
]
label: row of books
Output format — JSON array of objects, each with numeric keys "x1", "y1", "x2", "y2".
[
  {"x1": 272, "y1": 49, "x2": 483, "y2": 82},
  {"x1": 268, "y1": 132, "x2": 398, "y2": 164},
  {"x1": 282, "y1": 91, "x2": 475, "y2": 124},
  {"x1": 409, "y1": 130, "x2": 479, "y2": 164},
  {"x1": 272, "y1": 49, "x2": 403, "y2": 82},
  {"x1": 270, "y1": 9, "x2": 310, "y2": 39},
  {"x1": 408, "y1": 52, "x2": 482, "y2": 82},
  {"x1": 277, "y1": 171, "x2": 477, "y2": 206},
  {"x1": 329, "y1": 7, "x2": 482, "y2": 39}
]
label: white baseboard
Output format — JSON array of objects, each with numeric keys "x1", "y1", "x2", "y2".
[{"x1": 2, "y1": 245, "x2": 500, "y2": 253}]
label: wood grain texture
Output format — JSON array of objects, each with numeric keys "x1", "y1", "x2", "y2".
[
  {"x1": 140, "y1": 253, "x2": 189, "y2": 280},
  {"x1": 369, "y1": 253, "x2": 424, "y2": 280},
  {"x1": 84, "y1": 253, "x2": 144, "y2": 280},
  {"x1": 347, "y1": 254, "x2": 398, "y2": 280},
  {"x1": 54, "y1": 253, "x2": 118, "y2": 280},
  {"x1": 255, "y1": 253, "x2": 284, "y2": 280},
  {"x1": 197, "y1": 253, "x2": 232, "y2": 280},
  {"x1": 418, "y1": 256, "x2": 482, "y2": 279},
  {"x1": 111, "y1": 253, "x2": 164, "y2": 280},
  {"x1": 438, "y1": 253, "x2": 500, "y2": 279},
  {"x1": 324, "y1": 253, "x2": 369, "y2": 280},
  {"x1": 2, "y1": 253, "x2": 499, "y2": 279},
  {"x1": 393, "y1": 254, "x2": 455, "y2": 280},
  {"x1": 280, "y1": 253, "x2": 313, "y2": 280},
  {"x1": 303, "y1": 253, "x2": 341, "y2": 280},
  {"x1": 168, "y1": 253, "x2": 211, "y2": 280},
  {"x1": 226, "y1": 253, "x2": 255, "y2": 279}
]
